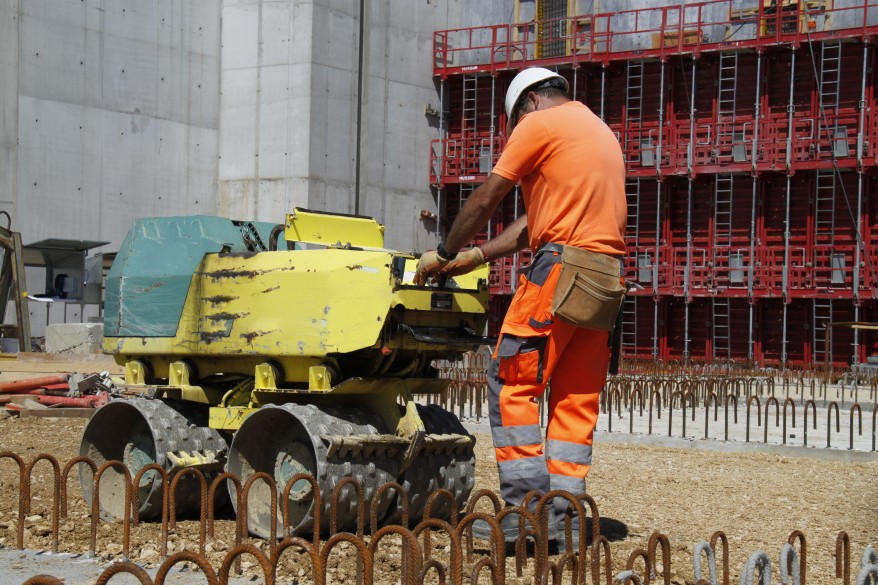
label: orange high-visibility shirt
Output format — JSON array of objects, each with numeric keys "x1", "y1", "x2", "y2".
[{"x1": 492, "y1": 101, "x2": 627, "y2": 255}]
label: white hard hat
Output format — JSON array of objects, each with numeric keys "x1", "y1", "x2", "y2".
[{"x1": 504, "y1": 67, "x2": 569, "y2": 119}]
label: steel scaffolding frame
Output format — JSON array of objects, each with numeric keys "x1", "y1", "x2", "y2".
[{"x1": 430, "y1": 1, "x2": 878, "y2": 367}]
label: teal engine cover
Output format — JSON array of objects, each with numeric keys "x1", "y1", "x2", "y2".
[{"x1": 104, "y1": 216, "x2": 278, "y2": 338}]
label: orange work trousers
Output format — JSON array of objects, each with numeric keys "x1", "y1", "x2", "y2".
[{"x1": 487, "y1": 245, "x2": 611, "y2": 506}]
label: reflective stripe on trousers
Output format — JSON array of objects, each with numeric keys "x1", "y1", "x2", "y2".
[{"x1": 487, "y1": 247, "x2": 610, "y2": 506}]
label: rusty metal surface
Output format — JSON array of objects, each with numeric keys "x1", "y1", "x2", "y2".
[
  {"x1": 429, "y1": 360, "x2": 878, "y2": 451},
  {"x1": 0, "y1": 451, "x2": 874, "y2": 584}
]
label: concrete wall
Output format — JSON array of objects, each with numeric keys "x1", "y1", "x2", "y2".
[
  {"x1": 5, "y1": 0, "x2": 512, "y2": 258},
  {"x1": 217, "y1": 0, "x2": 513, "y2": 252},
  {"x1": 0, "y1": 1, "x2": 18, "y2": 231},
  {"x1": 4, "y1": 0, "x2": 221, "y2": 251}
]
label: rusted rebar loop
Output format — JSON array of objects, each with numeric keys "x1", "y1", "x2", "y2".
[
  {"x1": 837, "y1": 531, "x2": 852, "y2": 585},
  {"x1": 94, "y1": 561, "x2": 154, "y2": 585},
  {"x1": 24, "y1": 454, "x2": 61, "y2": 553},
  {"x1": 132, "y1": 463, "x2": 169, "y2": 559},
  {"x1": 208, "y1": 472, "x2": 242, "y2": 540},
  {"x1": 0, "y1": 451, "x2": 26, "y2": 549},
  {"x1": 321, "y1": 533, "x2": 374, "y2": 585},
  {"x1": 5, "y1": 452, "x2": 878, "y2": 585},
  {"x1": 273, "y1": 535, "x2": 320, "y2": 584},
  {"x1": 91, "y1": 460, "x2": 133, "y2": 560},
  {"x1": 20, "y1": 578, "x2": 66, "y2": 585},
  {"x1": 60, "y1": 456, "x2": 97, "y2": 519},
  {"x1": 280, "y1": 471, "x2": 320, "y2": 544},
  {"x1": 169, "y1": 467, "x2": 209, "y2": 556},
  {"x1": 241, "y1": 471, "x2": 278, "y2": 554},
  {"x1": 220, "y1": 544, "x2": 273, "y2": 585}
]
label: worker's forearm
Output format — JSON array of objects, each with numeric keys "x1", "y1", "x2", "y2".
[
  {"x1": 444, "y1": 174, "x2": 514, "y2": 254},
  {"x1": 480, "y1": 214, "x2": 529, "y2": 261}
]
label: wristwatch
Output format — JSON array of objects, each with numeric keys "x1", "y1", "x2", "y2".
[{"x1": 436, "y1": 242, "x2": 457, "y2": 263}]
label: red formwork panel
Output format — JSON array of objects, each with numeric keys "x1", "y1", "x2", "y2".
[
  {"x1": 801, "y1": 171, "x2": 858, "y2": 295},
  {"x1": 664, "y1": 56, "x2": 696, "y2": 174},
  {"x1": 431, "y1": 2, "x2": 878, "y2": 368},
  {"x1": 757, "y1": 299, "x2": 786, "y2": 366},
  {"x1": 806, "y1": 42, "x2": 865, "y2": 168},
  {"x1": 759, "y1": 174, "x2": 791, "y2": 297},
  {"x1": 664, "y1": 296, "x2": 694, "y2": 361},
  {"x1": 726, "y1": 298, "x2": 753, "y2": 359},
  {"x1": 712, "y1": 176, "x2": 760, "y2": 293},
  {"x1": 757, "y1": 299, "x2": 859, "y2": 367},
  {"x1": 569, "y1": 64, "x2": 602, "y2": 117},
  {"x1": 487, "y1": 293, "x2": 512, "y2": 338},
  {"x1": 663, "y1": 177, "x2": 697, "y2": 294},
  {"x1": 865, "y1": 174, "x2": 878, "y2": 293},
  {"x1": 758, "y1": 171, "x2": 861, "y2": 298},
  {"x1": 761, "y1": 49, "x2": 796, "y2": 173},
  {"x1": 433, "y1": 1, "x2": 878, "y2": 78},
  {"x1": 599, "y1": 61, "x2": 627, "y2": 154},
  {"x1": 860, "y1": 304, "x2": 878, "y2": 360},
  {"x1": 624, "y1": 60, "x2": 667, "y2": 170},
  {"x1": 620, "y1": 294, "x2": 658, "y2": 360},
  {"x1": 662, "y1": 175, "x2": 756, "y2": 296},
  {"x1": 669, "y1": 297, "x2": 752, "y2": 362},
  {"x1": 623, "y1": 178, "x2": 660, "y2": 293}
]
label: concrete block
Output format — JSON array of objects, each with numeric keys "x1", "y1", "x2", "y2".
[{"x1": 45, "y1": 323, "x2": 103, "y2": 354}]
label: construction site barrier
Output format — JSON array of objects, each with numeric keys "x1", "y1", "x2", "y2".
[
  {"x1": 2, "y1": 452, "x2": 876, "y2": 585},
  {"x1": 430, "y1": 361, "x2": 877, "y2": 451}
]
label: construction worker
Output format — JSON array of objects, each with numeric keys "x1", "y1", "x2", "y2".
[{"x1": 414, "y1": 67, "x2": 626, "y2": 542}]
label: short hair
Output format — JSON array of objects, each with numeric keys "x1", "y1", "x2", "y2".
[{"x1": 514, "y1": 79, "x2": 570, "y2": 116}]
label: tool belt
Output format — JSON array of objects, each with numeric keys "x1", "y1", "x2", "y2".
[{"x1": 549, "y1": 244, "x2": 626, "y2": 331}]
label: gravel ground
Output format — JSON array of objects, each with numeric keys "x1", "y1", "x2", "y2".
[{"x1": 0, "y1": 412, "x2": 875, "y2": 585}]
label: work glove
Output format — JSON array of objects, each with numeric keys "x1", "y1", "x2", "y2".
[
  {"x1": 440, "y1": 247, "x2": 486, "y2": 278},
  {"x1": 413, "y1": 250, "x2": 448, "y2": 285},
  {"x1": 413, "y1": 247, "x2": 486, "y2": 285}
]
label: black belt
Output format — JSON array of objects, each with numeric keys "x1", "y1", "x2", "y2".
[{"x1": 536, "y1": 242, "x2": 624, "y2": 263}]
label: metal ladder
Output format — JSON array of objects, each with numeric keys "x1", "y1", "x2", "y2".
[
  {"x1": 714, "y1": 174, "x2": 734, "y2": 247},
  {"x1": 819, "y1": 40, "x2": 842, "y2": 154},
  {"x1": 712, "y1": 298, "x2": 731, "y2": 360},
  {"x1": 462, "y1": 75, "x2": 479, "y2": 172},
  {"x1": 626, "y1": 178, "x2": 641, "y2": 246},
  {"x1": 819, "y1": 40, "x2": 842, "y2": 116},
  {"x1": 716, "y1": 52, "x2": 738, "y2": 156},
  {"x1": 626, "y1": 60, "x2": 644, "y2": 163},
  {"x1": 718, "y1": 52, "x2": 738, "y2": 121},
  {"x1": 621, "y1": 297, "x2": 637, "y2": 355},
  {"x1": 458, "y1": 184, "x2": 474, "y2": 213},
  {"x1": 814, "y1": 169, "x2": 836, "y2": 243},
  {"x1": 812, "y1": 299, "x2": 833, "y2": 366}
]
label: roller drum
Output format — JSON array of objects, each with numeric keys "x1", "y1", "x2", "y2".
[
  {"x1": 227, "y1": 403, "x2": 398, "y2": 538},
  {"x1": 79, "y1": 397, "x2": 229, "y2": 520},
  {"x1": 383, "y1": 403, "x2": 476, "y2": 525}
]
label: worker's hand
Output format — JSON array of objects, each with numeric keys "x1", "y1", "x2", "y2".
[
  {"x1": 413, "y1": 250, "x2": 449, "y2": 285},
  {"x1": 439, "y1": 247, "x2": 486, "y2": 278}
]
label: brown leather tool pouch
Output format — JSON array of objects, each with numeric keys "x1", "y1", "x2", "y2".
[{"x1": 550, "y1": 245, "x2": 626, "y2": 331}]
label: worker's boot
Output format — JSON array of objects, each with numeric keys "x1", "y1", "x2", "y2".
[
  {"x1": 552, "y1": 480, "x2": 588, "y2": 554},
  {"x1": 554, "y1": 508, "x2": 583, "y2": 553},
  {"x1": 469, "y1": 504, "x2": 561, "y2": 544},
  {"x1": 553, "y1": 497, "x2": 589, "y2": 553}
]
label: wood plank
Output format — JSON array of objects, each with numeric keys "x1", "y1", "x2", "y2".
[
  {"x1": 0, "y1": 352, "x2": 123, "y2": 375},
  {"x1": 9, "y1": 396, "x2": 46, "y2": 407},
  {"x1": 19, "y1": 407, "x2": 95, "y2": 419}
]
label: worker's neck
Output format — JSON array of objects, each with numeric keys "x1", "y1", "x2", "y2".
[{"x1": 538, "y1": 97, "x2": 571, "y2": 112}]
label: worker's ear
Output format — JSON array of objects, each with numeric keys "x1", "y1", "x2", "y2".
[{"x1": 526, "y1": 90, "x2": 539, "y2": 110}]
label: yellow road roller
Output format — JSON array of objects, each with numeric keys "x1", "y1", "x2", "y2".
[{"x1": 80, "y1": 208, "x2": 489, "y2": 537}]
